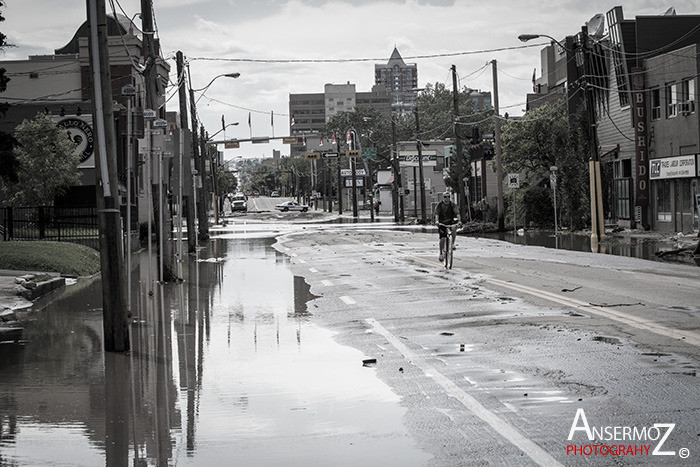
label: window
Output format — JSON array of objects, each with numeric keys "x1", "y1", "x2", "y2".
[
  {"x1": 651, "y1": 88, "x2": 660, "y2": 120},
  {"x1": 680, "y1": 78, "x2": 695, "y2": 114},
  {"x1": 666, "y1": 83, "x2": 678, "y2": 118}
]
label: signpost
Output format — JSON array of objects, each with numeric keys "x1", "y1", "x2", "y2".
[
  {"x1": 550, "y1": 166, "x2": 558, "y2": 241},
  {"x1": 508, "y1": 173, "x2": 520, "y2": 237}
]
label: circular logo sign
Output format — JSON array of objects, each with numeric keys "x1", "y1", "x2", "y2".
[{"x1": 57, "y1": 117, "x2": 94, "y2": 163}]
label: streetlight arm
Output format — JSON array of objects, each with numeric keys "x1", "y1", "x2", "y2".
[
  {"x1": 192, "y1": 72, "x2": 240, "y2": 93},
  {"x1": 518, "y1": 33, "x2": 566, "y2": 51},
  {"x1": 208, "y1": 122, "x2": 239, "y2": 140}
]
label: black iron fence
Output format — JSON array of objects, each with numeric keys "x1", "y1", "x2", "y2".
[{"x1": 1, "y1": 206, "x2": 100, "y2": 249}]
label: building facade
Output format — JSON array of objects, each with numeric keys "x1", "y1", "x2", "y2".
[
  {"x1": 0, "y1": 14, "x2": 170, "y2": 215},
  {"x1": 374, "y1": 48, "x2": 418, "y2": 114},
  {"x1": 526, "y1": 7, "x2": 699, "y2": 233},
  {"x1": 288, "y1": 83, "x2": 391, "y2": 155}
]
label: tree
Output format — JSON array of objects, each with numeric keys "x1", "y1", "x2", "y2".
[
  {"x1": 216, "y1": 165, "x2": 237, "y2": 195},
  {"x1": 2, "y1": 113, "x2": 81, "y2": 206},
  {"x1": 0, "y1": 1, "x2": 19, "y2": 184}
]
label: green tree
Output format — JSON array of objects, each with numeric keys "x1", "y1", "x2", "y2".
[
  {"x1": 501, "y1": 101, "x2": 593, "y2": 230},
  {"x1": 0, "y1": 1, "x2": 19, "y2": 184},
  {"x1": 216, "y1": 165, "x2": 237, "y2": 195},
  {"x1": 2, "y1": 113, "x2": 81, "y2": 206}
]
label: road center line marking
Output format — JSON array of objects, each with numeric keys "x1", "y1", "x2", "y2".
[
  {"x1": 340, "y1": 296, "x2": 356, "y2": 305},
  {"x1": 366, "y1": 318, "x2": 561, "y2": 467},
  {"x1": 486, "y1": 278, "x2": 700, "y2": 347}
]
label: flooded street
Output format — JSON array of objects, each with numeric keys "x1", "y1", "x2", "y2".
[{"x1": 0, "y1": 236, "x2": 429, "y2": 466}]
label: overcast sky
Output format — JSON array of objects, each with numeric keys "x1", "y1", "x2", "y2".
[{"x1": 2, "y1": 0, "x2": 698, "y2": 159}]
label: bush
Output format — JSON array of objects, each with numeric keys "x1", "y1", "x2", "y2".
[{"x1": 522, "y1": 185, "x2": 554, "y2": 228}]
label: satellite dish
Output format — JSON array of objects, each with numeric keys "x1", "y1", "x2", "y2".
[
  {"x1": 587, "y1": 13, "x2": 605, "y2": 39},
  {"x1": 663, "y1": 7, "x2": 677, "y2": 15}
]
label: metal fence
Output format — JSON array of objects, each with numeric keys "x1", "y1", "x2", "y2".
[{"x1": 1, "y1": 206, "x2": 100, "y2": 249}]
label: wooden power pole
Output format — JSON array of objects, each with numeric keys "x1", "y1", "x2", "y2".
[
  {"x1": 451, "y1": 65, "x2": 466, "y2": 222},
  {"x1": 86, "y1": 0, "x2": 129, "y2": 352},
  {"x1": 176, "y1": 51, "x2": 197, "y2": 252}
]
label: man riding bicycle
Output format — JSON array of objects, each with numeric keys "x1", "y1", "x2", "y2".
[{"x1": 434, "y1": 191, "x2": 461, "y2": 262}]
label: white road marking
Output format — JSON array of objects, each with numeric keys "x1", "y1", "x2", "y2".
[
  {"x1": 299, "y1": 259, "x2": 306, "y2": 263},
  {"x1": 321, "y1": 280, "x2": 333, "y2": 286},
  {"x1": 308, "y1": 268, "x2": 318, "y2": 273},
  {"x1": 487, "y1": 278, "x2": 700, "y2": 347},
  {"x1": 366, "y1": 318, "x2": 562, "y2": 467},
  {"x1": 340, "y1": 296, "x2": 356, "y2": 305}
]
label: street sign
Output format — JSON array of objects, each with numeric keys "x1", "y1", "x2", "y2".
[
  {"x1": 121, "y1": 85, "x2": 137, "y2": 96},
  {"x1": 361, "y1": 147, "x2": 377, "y2": 160},
  {"x1": 550, "y1": 173, "x2": 557, "y2": 188},
  {"x1": 508, "y1": 173, "x2": 520, "y2": 188},
  {"x1": 324, "y1": 152, "x2": 338, "y2": 158},
  {"x1": 153, "y1": 118, "x2": 168, "y2": 127},
  {"x1": 305, "y1": 152, "x2": 320, "y2": 159},
  {"x1": 398, "y1": 150, "x2": 438, "y2": 167},
  {"x1": 340, "y1": 168, "x2": 366, "y2": 176},
  {"x1": 143, "y1": 109, "x2": 156, "y2": 119},
  {"x1": 344, "y1": 177, "x2": 364, "y2": 187},
  {"x1": 224, "y1": 141, "x2": 240, "y2": 149},
  {"x1": 345, "y1": 149, "x2": 361, "y2": 158}
]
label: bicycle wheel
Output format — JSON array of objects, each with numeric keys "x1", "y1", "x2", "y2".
[{"x1": 444, "y1": 235, "x2": 452, "y2": 269}]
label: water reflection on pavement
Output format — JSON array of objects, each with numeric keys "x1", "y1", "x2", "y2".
[{"x1": 0, "y1": 237, "x2": 428, "y2": 466}]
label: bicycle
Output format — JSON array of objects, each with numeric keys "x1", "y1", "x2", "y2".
[{"x1": 437, "y1": 222, "x2": 459, "y2": 269}]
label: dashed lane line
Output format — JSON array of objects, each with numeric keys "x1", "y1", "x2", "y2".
[
  {"x1": 366, "y1": 318, "x2": 562, "y2": 467},
  {"x1": 340, "y1": 296, "x2": 356, "y2": 305}
]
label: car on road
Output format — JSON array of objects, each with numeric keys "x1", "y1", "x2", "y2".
[
  {"x1": 275, "y1": 200, "x2": 309, "y2": 212},
  {"x1": 270, "y1": 191, "x2": 280, "y2": 197},
  {"x1": 230, "y1": 193, "x2": 247, "y2": 212}
]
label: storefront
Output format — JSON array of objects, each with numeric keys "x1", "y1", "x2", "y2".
[{"x1": 649, "y1": 154, "x2": 699, "y2": 233}]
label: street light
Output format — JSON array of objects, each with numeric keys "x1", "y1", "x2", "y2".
[
  {"x1": 518, "y1": 34, "x2": 565, "y2": 50},
  {"x1": 208, "y1": 122, "x2": 239, "y2": 140},
  {"x1": 193, "y1": 72, "x2": 240, "y2": 103}
]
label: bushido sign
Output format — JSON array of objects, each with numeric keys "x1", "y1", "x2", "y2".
[{"x1": 631, "y1": 67, "x2": 649, "y2": 207}]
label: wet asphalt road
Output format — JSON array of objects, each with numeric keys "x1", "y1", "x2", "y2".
[{"x1": 0, "y1": 214, "x2": 698, "y2": 466}]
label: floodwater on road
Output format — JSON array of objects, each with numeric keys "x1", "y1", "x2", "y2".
[{"x1": 0, "y1": 237, "x2": 429, "y2": 466}]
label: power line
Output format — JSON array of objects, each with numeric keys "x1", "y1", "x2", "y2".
[{"x1": 188, "y1": 43, "x2": 546, "y2": 64}]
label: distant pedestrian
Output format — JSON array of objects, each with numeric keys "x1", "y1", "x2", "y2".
[
  {"x1": 480, "y1": 197, "x2": 490, "y2": 223},
  {"x1": 374, "y1": 200, "x2": 380, "y2": 215}
]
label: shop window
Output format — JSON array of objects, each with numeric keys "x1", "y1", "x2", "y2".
[
  {"x1": 651, "y1": 88, "x2": 660, "y2": 120},
  {"x1": 656, "y1": 179, "x2": 671, "y2": 222}
]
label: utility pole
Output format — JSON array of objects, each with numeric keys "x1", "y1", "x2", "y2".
[
  {"x1": 491, "y1": 60, "x2": 505, "y2": 231},
  {"x1": 451, "y1": 65, "x2": 466, "y2": 222},
  {"x1": 581, "y1": 26, "x2": 606, "y2": 243},
  {"x1": 141, "y1": 0, "x2": 176, "y2": 281},
  {"x1": 187, "y1": 64, "x2": 209, "y2": 239},
  {"x1": 336, "y1": 133, "x2": 342, "y2": 215},
  {"x1": 86, "y1": 0, "x2": 128, "y2": 352},
  {"x1": 176, "y1": 51, "x2": 197, "y2": 252},
  {"x1": 391, "y1": 117, "x2": 400, "y2": 222},
  {"x1": 413, "y1": 107, "x2": 427, "y2": 224},
  {"x1": 348, "y1": 130, "x2": 359, "y2": 218}
]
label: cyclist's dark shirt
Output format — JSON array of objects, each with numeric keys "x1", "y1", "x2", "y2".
[{"x1": 435, "y1": 201, "x2": 458, "y2": 224}]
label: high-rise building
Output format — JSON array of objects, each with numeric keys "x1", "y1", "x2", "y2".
[
  {"x1": 288, "y1": 83, "x2": 391, "y2": 155},
  {"x1": 374, "y1": 47, "x2": 418, "y2": 114}
]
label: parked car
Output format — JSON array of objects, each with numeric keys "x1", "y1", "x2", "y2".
[
  {"x1": 270, "y1": 191, "x2": 280, "y2": 197},
  {"x1": 275, "y1": 200, "x2": 309, "y2": 212},
  {"x1": 230, "y1": 193, "x2": 247, "y2": 212}
]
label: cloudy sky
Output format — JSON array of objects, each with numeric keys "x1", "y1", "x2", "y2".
[{"x1": 2, "y1": 0, "x2": 697, "y2": 159}]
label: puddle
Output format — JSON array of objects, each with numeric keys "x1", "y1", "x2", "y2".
[{"x1": 0, "y1": 237, "x2": 429, "y2": 466}]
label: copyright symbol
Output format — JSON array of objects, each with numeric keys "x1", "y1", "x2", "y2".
[{"x1": 679, "y1": 447, "x2": 690, "y2": 459}]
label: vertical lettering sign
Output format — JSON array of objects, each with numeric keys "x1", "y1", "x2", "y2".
[{"x1": 631, "y1": 67, "x2": 649, "y2": 206}]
